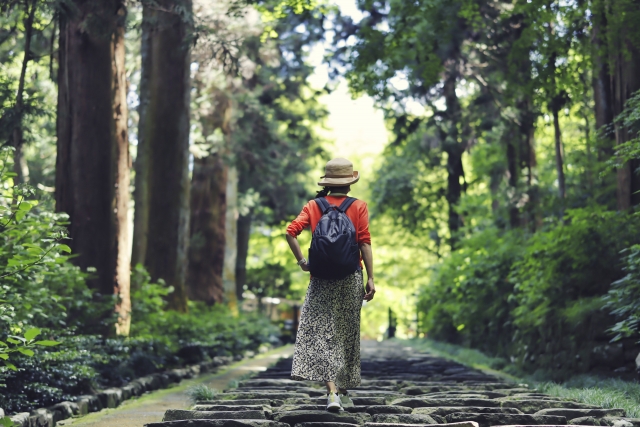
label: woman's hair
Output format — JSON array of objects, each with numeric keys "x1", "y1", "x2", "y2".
[{"x1": 315, "y1": 185, "x2": 350, "y2": 198}]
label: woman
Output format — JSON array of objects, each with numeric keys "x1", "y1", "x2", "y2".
[{"x1": 285, "y1": 157, "x2": 376, "y2": 412}]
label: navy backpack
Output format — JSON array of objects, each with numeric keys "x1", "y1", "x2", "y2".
[{"x1": 308, "y1": 197, "x2": 361, "y2": 280}]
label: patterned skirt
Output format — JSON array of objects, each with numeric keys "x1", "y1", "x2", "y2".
[{"x1": 291, "y1": 269, "x2": 364, "y2": 389}]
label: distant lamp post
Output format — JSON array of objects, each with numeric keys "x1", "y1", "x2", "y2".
[{"x1": 387, "y1": 307, "x2": 396, "y2": 339}]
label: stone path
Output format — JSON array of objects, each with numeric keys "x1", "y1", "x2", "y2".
[
  {"x1": 59, "y1": 346, "x2": 295, "y2": 427},
  {"x1": 144, "y1": 340, "x2": 640, "y2": 427}
]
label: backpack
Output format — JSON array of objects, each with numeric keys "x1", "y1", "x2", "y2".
[{"x1": 308, "y1": 197, "x2": 360, "y2": 280}]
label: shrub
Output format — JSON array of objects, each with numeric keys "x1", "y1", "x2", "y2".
[
  {"x1": 605, "y1": 243, "x2": 640, "y2": 342},
  {"x1": 421, "y1": 207, "x2": 640, "y2": 378},
  {"x1": 420, "y1": 226, "x2": 525, "y2": 355}
]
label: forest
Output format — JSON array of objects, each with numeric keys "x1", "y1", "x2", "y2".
[{"x1": 1, "y1": 0, "x2": 640, "y2": 417}]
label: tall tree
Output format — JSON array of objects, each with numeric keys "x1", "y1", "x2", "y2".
[
  {"x1": 133, "y1": 0, "x2": 192, "y2": 311},
  {"x1": 11, "y1": 0, "x2": 37, "y2": 184},
  {"x1": 187, "y1": 80, "x2": 232, "y2": 305},
  {"x1": 335, "y1": 0, "x2": 469, "y2": 249},
  {"x1": 55, "y1": 0, "x2": 131, "y2": 334},
  {"x1": 604, "y1": 0, "x2": 640, "y2": 210}
]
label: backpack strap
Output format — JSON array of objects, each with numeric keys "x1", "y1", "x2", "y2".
[
  {"x1": 314, "y1": 197, "x2": 331, "y2": 214},
  {"x1": 337, "y1": 197, "x2": 357, "y2": 213}
]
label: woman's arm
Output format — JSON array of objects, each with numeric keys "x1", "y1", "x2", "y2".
[
  {"x1": 360, "y1": 243, "x2": 375, "y2": 301},
  {"x1": 286, "y1": 234, "x2": 309, "y2": 271}
]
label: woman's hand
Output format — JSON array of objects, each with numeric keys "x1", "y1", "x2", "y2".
[
  {"x1": 300, "y1": 262, "x2": 310, "y2": 272},
  {"x1": 364, "y1": 277, "x2": 376, "y2": 301}
]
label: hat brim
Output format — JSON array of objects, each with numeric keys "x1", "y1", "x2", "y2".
[{"x1": 318, "y1": 171, "x2": 360, "y2": 187}]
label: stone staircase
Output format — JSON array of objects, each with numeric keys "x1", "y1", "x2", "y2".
[{"x1": 144, "y1": 341, "x2": 640, "y2": 427}]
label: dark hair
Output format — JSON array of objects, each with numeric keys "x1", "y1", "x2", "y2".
[{"x1": 315, "y1": 185, "x2": 351, "y2": 198}]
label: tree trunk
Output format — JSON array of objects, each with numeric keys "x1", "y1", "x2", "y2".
[
  {"x1": 222, "y1": 166, "x2": 239, "y2": 308},
  {"x1": 506, "y1": 138, "x2": 519, "y2": 228},
  {"x1": 235, "y1": 213, "x2": 251, "y2": 301},
  {"x1": 133, "y1": 0, "x2": 192, "y2": 311},
  {"x1": 442, "y1": 67, "x2": 464, "y2": 250},
  {"x1": 55, "y1": 0, "x2": 131, "y2": 335},
  {"x1": 187, "y1": 154, "x2": 226, "y2": 305},
  {"x1": 609, "y1": 12, "x2": 640, "y2": 211},
  {"x1": 12, "y1": 0, "x2": 37, "y2": 184},
  {"x1": 552, "y1": 107, "x2": 566, "y2": 202},
  {"x1": 591, "y1": 3, "x2": 614, "y2": 139}
]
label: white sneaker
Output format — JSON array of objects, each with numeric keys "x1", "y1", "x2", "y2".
[
  {"x1": 339, "y1": 392, "x2": 354, "y2": 408},
  {"x1": 326, "y1": 392, "x2": 343, "y2": 412}
]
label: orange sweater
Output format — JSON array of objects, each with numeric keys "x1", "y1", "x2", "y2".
[{"x1": 286, "y1": 196, "x2": 371, "y2": 245}]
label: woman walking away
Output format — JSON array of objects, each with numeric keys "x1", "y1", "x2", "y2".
[{"x1": 286, "y1": 157, "x2": 376, "y2": 412}]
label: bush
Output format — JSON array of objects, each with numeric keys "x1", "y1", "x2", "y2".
[
  {"x1": 0, "y1": 148, "x2": 281, "y2": 413},
  {"x1": 420, "y1": 226, "x2": 525, "y2": 355},
  {"x1": 605, "y1": 243, "x2": 640, "y2": 342},
  {"x1": 420, "y1": 207, "x2": 640, "y2": 378}
]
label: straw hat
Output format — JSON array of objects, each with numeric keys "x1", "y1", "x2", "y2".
[{"x1": 318, "y1": 158, "x2": 360, "y2": 187}]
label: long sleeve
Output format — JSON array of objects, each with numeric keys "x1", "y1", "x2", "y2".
[
  {"x1": 286, "y1": 201, "x2": 312, "y2": 237},
  {"x1": 357, "y1": 202, "x2": 371, "y2": 245}
]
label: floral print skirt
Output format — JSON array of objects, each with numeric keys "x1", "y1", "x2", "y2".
[{"x1": 291, "y1": 269, "x2": 364, "y2": 389}]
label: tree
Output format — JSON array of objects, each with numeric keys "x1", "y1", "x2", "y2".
[
  {"x1": 231, "y1": 10, "x2": 327, "y2": 298},
  {"x1": 55, "y1": 0, "x2": 131, "y2": 334},
  {"x1": 187, "y1": 77, "x2": 232, "y2": 305},
  {"x1": 132, "y1": 0, "x2": 193, "y2": 312},
  {"x1": 334, "y1": 0, "x2": 471, "y2": 249},
  {"x1": 603, "y1": 0, "x2": 640, "y2": 210}
]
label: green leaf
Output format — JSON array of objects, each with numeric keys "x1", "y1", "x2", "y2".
[
  {"x1": 0, "y1": 353, "x2": 8, "y2": 360},
  {"x1": 1, "y1": 415, "x2": 16, "y2": 427},
  {"x1": 58, "y1": 244, "x2": 72, "y2": 253},
  {"x1": 24, "y1": 328, "x2": 41, "y2": 341},
  {"x1": 15, "y1": 210, "x2": 25, "y2": 221},
  {"x1": 33, "y1": 340, "x2": 60, "y2": 347},
  {"x1": 18, "y1": 202, "x2": 32, "y2": 211},
  {"x1": 17, "y1": 348, "x2": 34, "y2": 357},
  {"x1": 5, "y1": 362, "x2": 17, "y2": 371},
  {"x1": 6, "y1": 337, "x2": 21, "y2": 345}
]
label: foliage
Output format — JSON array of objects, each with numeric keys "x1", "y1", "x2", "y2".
[
  {"x1": 420, "y1": 226, "x2": 525, "y2": 355},
  {"x1": 608, "y1": 90, "x2": 640, "y2": 169},
  {"x1": 245, "y1": 263, "x2": 292, "y2": 301},
  {"x1": 510, "y1": 209, "x2": 640, "y2": 333},
  {"x1": 419, "y1": 208, "x2": 640, "y2": 377},
  {"x1": 604, "y1": 243, "x2": 640, "y2": 341}
]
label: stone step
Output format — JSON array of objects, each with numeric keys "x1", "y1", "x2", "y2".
[
  {"x1": 311, "y1": 398, "x2": 387, "y2": 407},
  {"x1": 214, "y1": 393, "x2": 311, "y2": 401},
  {"x1": 390, "y1": 398, "x2": 501, "y2": 408},
  {"x1": 534, "y1": 409, "x2": 626, "y2": 419},
  {"x1": 365, "y1": 422, "x2": 479, "y2": 427},
  {"x1": 371, "y1": 414, "x2": 439, "y2": 424},
  {"x1": 145, "y1": 420, "x2": 289, "y2": 427},
  {"x1": 273, "y1": 405, "x2": 369, "y2": 414},
  {"x1": 571, "y1": 417, "x2": 640, "y2": 427},
  {"x1": 163, "y1": 410, "x2": 266, "y2": 421},
  {"x1": 197, "y1": 400, "x2": 273, "y2": 407},
  {"x1": 497, "y1": 400, "x2": 601, "y2": 414},
  {"x1": 364, "y1": 407, "x2": 412, "y2": 416},
  {"x1": 412, "y1": 407, "x2": 524, "y2": 416},
  {"x1": 292, "y1": 423, "x2": 360, "y2": 427},
  {"x1": 192, "y1": 406, "x2": 273, "y2": 417},
  {"x1": 232, "y1": 389, "x2": 325, "y2": 397},
  {"x1": 272, "y1": 410, "x2": 372, "y2": 426},
  {"x1": 445, "y1": 412, "x2": 567, "y2": 427}
]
